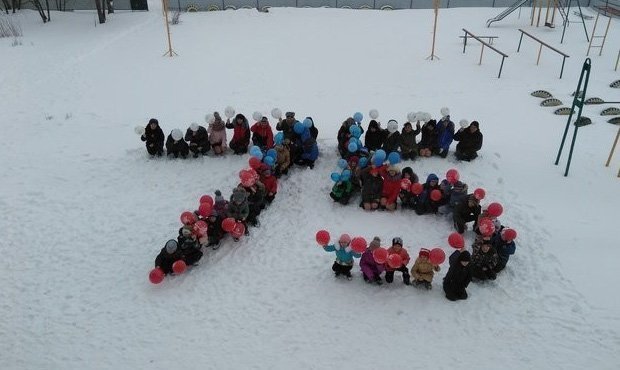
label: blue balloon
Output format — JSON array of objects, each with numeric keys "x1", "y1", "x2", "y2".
[
  {"x1": 388, "y1": 152, "x2": 401, "y2": 165},
  {"x1": 341, "y1": 169, "x2": 351, "y2": 181},
  {"x1": 303, "y1": 118, "x2": 313, "y2": 128},
  {"x1": 337, "y1": 158, "x2": 348, "y2": 169},
  {"x1": 347, "y1": 141, "x2": 358, "y2": 153},
  {"x1": 294, "y1": 121, "x2": 305, "y2": 134},
  {"x1": 353, "y1": 112, "x2": 363, "y2": 123},
  {"x1": 330, "y1": 172, "x2": 341, "y2": 182},
  {"x1": 358, "y1": 157, "x2": 369, "y2": 168},
  {"x1": 266, "y1": 148, "x2": 277, "y2": 159},
  {"x1": 263, "y1": 156, "x2": 275, "y2": 166},
  {"x1": 349, "y1": 125, "x2": 361, "y2": 139},
  {"x1": 373, "y1": 156, "x2": 384, "y2": 167},
  {"x1": 374, "y1": 149, "x2": 387, "y2": 162},
  {"x1": 274, "y1": 132, "x2": 284, "y2": 145},
  {"x1": 250, "y1": 146, "x2": 263, "y2": 160}
]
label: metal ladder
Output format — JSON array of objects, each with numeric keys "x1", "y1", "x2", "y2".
[{"x1": 587, "y1": 11, "x2": 612, "y2": 56}]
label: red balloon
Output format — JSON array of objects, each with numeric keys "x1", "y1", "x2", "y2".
[
  {"x1": 180, "y1": 211, "x2": 196, "y2": 225},
  {"x1": 249, "y1": 156, "x2": 262, "y2": 169},
  {"x1": 473, "y1": 188, "x2": 486, "y2": 201},
  {"x1": 430, "y1": 189, "x2": 442, "y2": 202},
  {"x1": 193, "y1": 220, "x2": 208, "y2": 237},
  {"x1": 479, "y1": 217, "x2": 495, "y2": 236},
  {"x1": 487, "y1": 202, "x2": 504, "y2": 218},
  {"x1": 199, "y1": 195, "x2": 214, "y2": 207},
  {"x1": 400, "y1": 178, "x2": 412, "y2": 190},
  {"x1": 387, "y1": 253, "x2": 403, "y2": 269},
  {"x1": 239, "y1": 169, "x2": 257, "y2": 187},
  {"x1": 502, "y1": 228, "x2": 517, "y2": 242},
  {"x1": 198, "y1": 202, "x2": 212, "y2": 217},
  {"x1": 350, "y1": 237, "x2": 367, "y2": 253},
  {"x1": 231, "y1": 222, "x2": 245, "y2": 238},
  {"x1": 448, "y1": 232, "x2": 465, "y2": 249},
  {"x1": 222, "y1": 217, "x2": 236, "y2": 233},
  {"x1": 410, "y1": 182, "x2": 423, "y2": 195},
  {"x1": 315, "y1": 230, "x2": 330, "y2": 245},
  {"x1": 429, "y1": 248, "x2": 446, "y2": 265},
  {"x1": 446, "y1": 169, "x2": 460, "y2": 185},
  {"x1": 372, "y1": 247, "x2": 388, "y2": 264},
  {"x1": 149, "y1": 268, "x2": 165, "y2": 284},
  {"x1": 172, "y1": 260, "x2": 187, "y2": 274}
]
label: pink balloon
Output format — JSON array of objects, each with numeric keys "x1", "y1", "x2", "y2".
[
  {"x1": 222, "y1": 217, "x2": 236, "y2": 233},
  {"x1": 350, "y1": 237, "x2": 367, "y2": 253},
  {"x1": 387, "y1": 253, "x2": 403, "y2": 269},
  {"x1": 400, "y1": 178, "x2": 412, "y2": 190},
  {"x1": 198, "y1": 202, "x2": 212, "y2": 217},
  {"x1": 410, "y1": 182, "x2": 423, "y2": 195},
  {"x1": 487, "y1": 202, "x2": 504, "y2": 218},
  {"x1": 180, "y1": 211, "x2": 196, "y2": 225},
  {"x1": 172, "y1": 260, "x2": 187, "y2": 274},
  {"x1": 315, "y1": 230, "x2": 330, "y2": 245},
  {"x1": 446, "y1": 169, "x2": 460, "y2": 185},
  {"x1": 372, "y1": 248, "x2": 388, "y2": 264},
  {"x1": 479, "y1": 217, "x2": 495, "y2": 236},
  {"x1": 199, "y1": 195, "x2": 214, "y2": 207},
  {"x1": 448, "y1": 232, "x2": 465, "y2": 249},
  {"x1": 429, "y1": 248, "x2": 446, "y2": 265},
  {"x1": 473, "y1": 188, "x2": 486, "y2": 201},
  {"x1": 149, "y1": 268, "x2": 165, "y2": 284},
  {"x1": 193, "y1": 220, "x2": 208, "y2": 237},
  {"x1": 430, "y1": 189, "x2": 442, "y2": 202}
]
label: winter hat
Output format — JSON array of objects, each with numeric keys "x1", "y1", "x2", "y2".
[
  {"x1": 388, "y1": 165, "x2": 400, "y2": 173},
  {"x1": 369, "y1": 237, "x2": 381, "y2": 249},
  {"x1": 440, "y1": 107, "x2": 450, "y2": 117},
  {"x1": 214, "y1": 190, "x2": 225, "y2": 203},
  {"x1": 261, "y1": 116, "x2": 268, "y2": 123},
  {"x1": 213, "y1": 112, "x2": 222, "y2": 121},
  {"x1": 165, "y1": 239, "x2": 178, "y2": 254},
  {"x1": 452, "y1": 181, "x2": 466, "y2": 193},
  {"x1": 368, "y1": 120, "x2": 379, "y2": 129},
  {"x1": 209, "y1": 210, "x2": 218, "y2": 218},
  {"x1": 458, "y1": 250, "x2": 471, "y2": 262},
  {"x1": 149, "y1": 118, "x2": 159, "y2": 125},
  {"x1": 392, "y1": 237, "x2": 403, "y2": 246},
  {"x1": 419, "y1": 248, "x2": 430, "y2": 258},
  {"x1": 181, "y1": 227, "x2": 193, "y2": 237},
  {"x1": 232, "y1": 188, "x2": 247, "y2": 203},
  {"x1": 426, "y1": 173, "x2": 439, "y2": 183},
  {"x1": 285, "y1": 111, "x2": 295, "y2": 118},
  {"x1": 387, "y1": 120, "x2": 398, "y2": 133},
  {"x1": 402, "y1": 167, "x2": 414, "y2": 177},
  {"x1": 470, "y1": 121, "x2": 479, "y2": 128},
  {"x1": 190, "y1": 122, "x2": 199, "y2": 132},
  {"x1": 339, "y1": 234, "x2": 352, "y2": 244}
]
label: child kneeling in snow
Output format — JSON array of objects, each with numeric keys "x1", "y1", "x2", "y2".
[
  {"x1": 411, "y1": 248, "x2": 440, "y2": 290},
  {"x1": 322, "y1": 234, "x2": 361, "y2": 280},
  {"x1": 330, "y1": 179, "x2": 353, "y2": 205},
  {"x1": 155, "y1": 239, "x2": 183, "y2": 274},
  {"x1": 360, "y1": 237, "x2": 385, "y2": 285},
  {"x1": 178, "y1": 226, "x2": 203, "y2": 266}
]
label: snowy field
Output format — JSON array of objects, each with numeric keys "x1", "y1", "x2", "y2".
[{"x1": 2, "y1": 3, "x2": 620, "y2": 369}]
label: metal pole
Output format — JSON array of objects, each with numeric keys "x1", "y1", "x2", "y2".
[
  {"x1": 517, "y1": 31, "x2": 524, "y2": 52},
  {"x1": 606, "y1": 127, "x2": 620, "y2": 167},
  {"x1": 598, "y1": 16, "x2": 611, "y2": 56},
  {"x1": 536, "y1": 43, "x2": 543, "y2": 65},
  {"x1": 615, "y1": 49, "x2": 620, "y2": 71},
  {"x1": 463, "y1": 30, "x2": 467, "y2": 53},
  {"x1": 564, "y1": 125, "x2": 579, "y2": 176},
  {"x1": 498, "y1": 56, "x2": 505, "y2": 78},
  {"x1": 560, "y1": 56, "x2": 566, "y2": 79},
  {"x1": 479, "y1": 45, "x2": 485, "y2": 65}
]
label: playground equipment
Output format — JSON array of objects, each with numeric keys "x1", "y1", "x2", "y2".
[
  {"x1": 517, "y1": 28, "x2": 570, "y2": 78},
  {"x1": 162, "y1": 0, "x2": 178, "y2": 57},
  {"x1": 587, "y1": 12, "x2": 612, "y2": 56},
  {"x1": 461, "y1": 29, "x2": 509, "y2": 78},
  {"x1": 487, "y1": 0, "x2": 530, "y2": 27},
  {"x1": 605, "y1": 126, "x2": 620, "y2": 177},
  {"x1": 427, "y1": 0, "x2": 440, "y2": 61}
]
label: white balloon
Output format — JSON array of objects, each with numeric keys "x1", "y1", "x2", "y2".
[
  {"x1": 440, "y1": 107, "x2": 450, "y2": 117},
  {"x1": 369, "y1": 109, "x2": 379, "y2": 119},
  {"x1": 459, "y1": 119, "x2": 469, "y2": 128},
  {"x1": 252, "y1": 111, "x2": 263, "y2": 122},
  {"x1": 171, "y1": 129, "x2": 183, "y2": 141},
  {"x1": 406, "y1": 112, "x2": 416, "y2": 122},
  {"x1": 422, "y1": 112, "x2": 432, "y2": 123},
  {"x1": 190, "y1": 122, "x2": 199, "y2": 132},
  {"x1": 134, "y1": 125, "x2": 145, "y2": 135},
  {"x1": 205, "y1": 113, "x2": 215, "y2": 124},
  {"x1": 224, "y1": 106, "x2": 236, "y2": 119},
  {"x1": 271, "y1": 108, "x2": 282, "y2": 119}
]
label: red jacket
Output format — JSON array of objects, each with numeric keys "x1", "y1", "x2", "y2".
[
  {"x1": 261, "y1": 174, "x2": 278, "y2": 194},
  {"x1": 232, "y1": 124, "x2": 250, "y2": 145},
  {"x1": 380, "y1": 167, "x2": 402, "y2": 204},
  {"x1": 386, "y1": 246, "x2": 410, "y2": 270},
  {"x1": 251, "y1": 122, "x2": 274, "y2": 149}
]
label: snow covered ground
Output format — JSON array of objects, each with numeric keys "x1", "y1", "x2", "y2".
[{"x1": 2, "y1": 4, "x2": 620, "y2": 369}]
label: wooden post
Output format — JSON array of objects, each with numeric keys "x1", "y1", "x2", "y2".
[
  {"x1": 587, "y1": 12, "x2": 599, "y2": 56},
  {"x1": 598, "y1": 16, "x2": 612, "y2": 56},
  {"x1": 536, "y1": 44, "x2": 543, "y2": 65},
  {"x1": 427, "y1": 0, "x2": 440, "y2": 61},
  {"x1": 536, "y1": 0, "x2": 543, "y2": 27},
  {"x1": 479, "y1": 45, "x2": 485, "y2": 65},
  {"x1": 531, "y1": 0, "x2": 537, "y2": 26},
  {"x1": 606, "y1": 127, "x2": 620, "y2": 167},
  {"x1": 615, "y1": 49, "x2": 620, "y2": 71},
  {"x1": 162, "y1": 0, "x2": 177, "y2": 57}
]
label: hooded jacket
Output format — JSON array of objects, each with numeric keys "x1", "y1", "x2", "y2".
[
  {"x1": 364, "y1": 120, "x2": 386, "y2": 151},
  {"x1": 184, "y1": 126, "x2": 210, "y2": 149},
  {"x1": 454, "y1": 125, "x2": 483, "y2": 155},
  {"x1": 437, "y1": 116, "x2": 455, "y2": 150},
  {"x1": 323, "y1": 243, "x2": 361, "y2": 266},
  {"x1": 418, "y1": 120, "x2": 439, "y2": 151},
  {"x1": 227, "y1": 114, "x2": 251, "y2": 147},
  {"x1": 250, "y1": 120, "x2": 274, "y2": 149},
  {"x1": 142, "y1": 123, "x2": 165, "y2": 149}
]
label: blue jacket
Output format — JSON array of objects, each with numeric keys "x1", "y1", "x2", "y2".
[
  {"x1": 491, "y1": 233, "x2": 516, "y2": 263},
  {"x1": 324, "y1": 244, "x2": 361, "y2": 265},
  {"x1": 299, "y1": 127, "x2": 319, "y2": 161},
  {"x1": 437, "y1": 116, "x2": 455, "y2": 150},
  {"x1": 419, "y1": 173, "x2": 439, "y2": 204}
]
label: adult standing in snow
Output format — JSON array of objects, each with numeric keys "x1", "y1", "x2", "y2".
[
  {"x1": 453, "y1": 120, "x2": 483, "y2": 161},
  {"x1": 385, "y1": 237, "x2": 411, "y2": 285},
  {"x1": 360, "y1": 236, "x2": 385, "y2": 285},
  {"x1": 185, "y1": 122, "x2": 210, "y2": 158},
  {"x1": 166, "y1": 129, "x2": 189, "y2": 159},
  {"x1": 227, "y1": 113, "x2": 251, "y2": 155},
  {"x1": 141, "y1": 118, "x2": 165, "y2": 157},
  {"x1": 208, "y1": 112, "x2": 228, "y2": 155},
  {"x1": 443, "y1": 250, "x2": 472, "y2": 301},
  {"x1": 436, "y1": 107, "x2": 455, "y2": 158},
  {"x1": 250, "y1": 116, "x2": 274, "y2": 151}
]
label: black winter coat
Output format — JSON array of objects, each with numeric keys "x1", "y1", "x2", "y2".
[
  {"x1": 142, "y1": 125, "x2": 165, "y2": 149},
  {"x1": 453, "y1": 199, "x2": 481, "y2": 225},
  {"x1": 418, "y1": 122, "x2": 439, "y2": 151},
  {"x1": 443, "y1": 262, "x2": 472, "y2": 294},
  {"x1": 155, "y1": 248, "x2": 183, "y2": 274},
  {"x1": 364, "y1": 127, "x2": 386, "y2": 151},
  {"x1": 382, "y1": 131, "x2": 401, "y2": 153},
  {"x1": 166, "y1": 135, "x2": 189, "y2": 155},
  {"x1": 400, "y1": 127, "x2": 420, "y2": 154},
  {"x1": 361, "y1": 171, "x2": 384, "y2": 201},
  {"x1": 184, "y1": 126, "x2": 210, "y2": 149},
  {"x1": 454, "y1": 128, "x2": 483, "y2": 155}
]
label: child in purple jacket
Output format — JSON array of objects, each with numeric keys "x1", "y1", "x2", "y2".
[{"x1": 360, "y1": 236, "x2": 385, "y2": 285}]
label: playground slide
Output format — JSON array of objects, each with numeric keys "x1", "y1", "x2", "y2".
[{"x1": 486, "y1": 0, "x2": 531, "y2": 27}]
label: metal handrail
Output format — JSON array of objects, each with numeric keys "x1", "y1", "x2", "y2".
[
  {"x1": 517, "y1": 28, "x2": 570, "y2": 78},
  {"x1": 462, "y1": 28, "x2": 508, "y2": 78}
]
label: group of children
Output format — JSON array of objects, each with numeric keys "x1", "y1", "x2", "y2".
[{"x1": 138, "y1": 111, "x2": 319, "y2": 169}]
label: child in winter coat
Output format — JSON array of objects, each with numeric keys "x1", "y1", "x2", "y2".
[
  {"x1": 436, "y1": 108, "x2": 455, "y2": 158},
  {"x1": 443, "y1": 250, "x2": 472, "y2": 301},
  {"x1": 360, "y1": 166, "x2": 383, "y2": 211},
  {"x1": 250, "y1": 116, "x2": 274, "y2": 151},
  {"x1": 141, "y1": 118, "x2": 165, "y2": 156},
  {"x1": 399, "y1": 167, "x2": 420, "y2": 209},
  {"x1": 364, "y1": 120, "x2": 386, "y2": 152},
  {"x1": 226, "y1": 113, "x2": 251, "y2": 155},
  {"x1": 298, "y1": 133, "x2": 319, "y2": 169},
  {"x1": 208, "y1": 112, "x2": 228, "y2": 155},
  {"x1": 400, "y1": 121, "x2": 421, "y2": 160},
  {"x1": 454, "y1": 121, "x2": 483, "y2": 161},
  {"x1": 330, "y1": 178, "x2": 353, "y2": 205},
  {"x1": 185, "y1": 122, "x2": 210, "y2": 157},
  {"x1": 238, "y1": 180, "x2": 266, "y2": 227},
  {"x1": 418, "y1": 120, "x2": 439, "y2": 157},
  {"x1": 178, "y1": 226, "x2": 203, "y2": 266},
  {"x1": 415, "y1": 173, "x2": 441, "y2": 215},
  {"x1": 305, "y1": 117, "x2": 319, "y2": 140},
  {"x1": 380, "y1": 165, "x2": 401, "y2": 211},
  {"x1": 274, "y1": 139, "x2": 292, "y2": 177},
  {"x1": 277, "y1": 112, "x2": 300, "y2": 161},
  {"x1": 360, "y1": 237, "x2": 385, "y2": 285},
  {"x1": 449, "y1": 181, "x2": 468, "y2": 209},
  {"x1": 471, "y1": 242, "x2": 499, "y2": 281},
  {"x1": 453, "y1": 194, "x2": 481, "y2": 234},
  {"x1": 382, "y1": 120, "x2": 401, "y2": 154},
  {"x1": 337, "y1": 118, "x2": 354, "y2": 158},
  {"x1": 347, "y1": 156, "x2": 363, "y2": 191},
  {"x1": 213, "y1": 190, "x2": 228, "y2": 217},
  {"x1": 411, "y1": 248, "x2": 440, "y2": 289},
  {"x1": 227, "y1": 187, "x2": 250, "y2": 236},
  {"x1": 166, "y1": 129, "x2": 189, "y2": 159},
  {"x1": 259, "y1": 166, "x2": 278, "y2": 204},
  {"x1": 323, "y1": 234, "x2": 361, "y2": 280},
  {"x1": 154, "y1": 239, "x2": 183, "y2": 274},
  {"x1": 385, "y1": 237, "x2": 411, "y2": 285},
  {"x1": 205, "y1": 210, "x2": 224, "y2": 249},
  {"x1": 491, "y1": 228, "x2": 517, "y2": 273}
]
